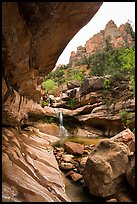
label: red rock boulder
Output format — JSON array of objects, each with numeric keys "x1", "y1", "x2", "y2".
[
  {"x1": 83, "y1": 139, "x2": 130, "y2": 197},
  {"x1": 64, "y1": 141, "x2": 84, "y2": 155}
]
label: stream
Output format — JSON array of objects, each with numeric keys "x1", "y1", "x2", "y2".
[
  {"x1": 54, "y1": 135, "x2": 135, "y2": 202},
  {"x1": 20, "y1": 106, "x2": 135, "y2": 202},
  {"x1": 54, "y1": 135, "x2": 107, "y2": 202},
  {"x1": 18, "y1": 123, "x2": 135, "y2": 202}
]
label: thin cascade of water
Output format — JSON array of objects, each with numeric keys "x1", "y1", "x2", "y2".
[
  {"x1": 59, "y1": 111, "x2": 63, "y2": 126},
  {"x1": 59, "y1": 125, "x2": 69, "y2": 145},
  {"x1": 56, "y1": 109, "x2": 69, "y2": 145},
  {"x1": 48, "y1": 97, "x2": 51, "y2": 107}
]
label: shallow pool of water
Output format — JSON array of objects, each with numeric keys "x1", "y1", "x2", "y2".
[
  {"x1": 67, "y1": 135, "x2": 106, "y2": 146},
  {"x1": 52, "y1": 135, "x2": 106, "y2": 147}
]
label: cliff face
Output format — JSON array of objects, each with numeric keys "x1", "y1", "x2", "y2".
[
  {"x1": 69, "y1": 20, "x2": 134, "y2": 65},
  {"x1": 2, "y1": 2, "x2": 102, "y2": 126},
  {"x1": 2, "y1": 2, "x2": 103, "y2": 202}
]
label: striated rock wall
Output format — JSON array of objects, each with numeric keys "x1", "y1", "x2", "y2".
[
  {"x1": 2, "y1": 2, "x2": 103, "y2": 202},
  {"x1": 48, "y1": 75, "x2": 135, "y2": 137},
  {"x1": 2, "y1": 127, "x2": 70, "y2": 202}
]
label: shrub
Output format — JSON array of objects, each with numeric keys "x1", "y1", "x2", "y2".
[
  {"x1": 41, "y1": 100, "x2": 48, "y2": 108},
  {"x1": 41, "y1": 79, "x2": 60, "y2": 96},
  {"x1": 81, "y1": 55, "x2": 93, "y2": 68},
  {"x1": 119, "y1": 110, "x2": 135, "y2": 129},
  {"x1": 66, "y1": 98, "x2": 78, "y2": 109},
  {"x1": 119, "y1": 110, "x2": 128, "y2": 126},
  {"x1": 74, "y1": 72, "x2": 85, "y2": 82},
  {"x1": 89, "y1": 50, "x2": 108, "y2": 76},
  {"x1": 42, "y1": 79, "x2": 56, "y2": 92},
  {"x1": 54, "y1": 68, "x2": 65, "y2": 78},
  {"x1": 81, "y1": 67, "x2": 87, "y2": 73},
  {"x1": 118, "y1": 47, "x2": 135, "y2": 77},
  {"x1": 42, "y1": 116, "x2": 55, "y2": 123},
  {"x1": 103, "y1": 79, "x2": 111, "y2": 92},
  {"x1": 66, "y1": 68, "x2": 85, "y2": 84},
  {"x1": 102, "y1": 98, "x2": 110, "y2": 109},
  {"x1": 119, "y1": 110, "x2": 128, "y2": 123},
  {"x1": 129, "y1": 76, "x2": 135, "y2": 97},
  {"x1": 75, "y1": 60, "x2": 82, "y2": 66}
]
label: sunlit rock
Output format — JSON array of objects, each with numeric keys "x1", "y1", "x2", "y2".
[{"x1": 2, "y1": 127, "x2": 70, "y2": 202}]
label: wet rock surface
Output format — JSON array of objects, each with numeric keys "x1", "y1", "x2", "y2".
[{"x1": 2, "y1": 124, "x2": 135, "y2": 202}]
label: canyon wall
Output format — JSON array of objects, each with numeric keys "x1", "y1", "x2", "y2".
[
  {"x1": 2, "y1": 2, "x2": 103, "y2": 202},
  {"x1": 69, "y1": 20, "x2": 134, "y2": 65},
  {"x1": 2, "y1": 2, "x2": 102, "y2": 126}
]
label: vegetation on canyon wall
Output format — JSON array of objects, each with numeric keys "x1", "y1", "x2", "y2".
[
  {"x1": 42, "y1": 19, "x2": 135, "y2": 97},
  {"x1": 42, "y1": 42, "x2": 135, "y2": 98},
  {"x1": 41, "y1": 21, "x2": 135, "y2": 132}
]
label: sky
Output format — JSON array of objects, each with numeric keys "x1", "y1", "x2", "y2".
[{"x1": 56, "y1": 2, "x2": 135, "y2": 66}]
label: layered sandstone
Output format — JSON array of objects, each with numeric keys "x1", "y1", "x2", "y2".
[
  {"x1": 69, "y1": 20, "x2": 134, "y2": 65},
  {"x1": 2, "y1": 2, "x2": 102, "y2": 104},
  {"x1": 2, "y1": 127, "x2": 69, "y2": 202},
  {"x1": 2, "y1": 2, "x2": 103, "y2": 202}
]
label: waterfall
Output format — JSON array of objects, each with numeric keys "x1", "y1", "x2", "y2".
[
  {"x1": 59, "y1": 111, "x2": 63, "y2": 126},
  {"x1": 57, "y1": 110, "x2": 69, "y2": 145},
  {"x1": 48, "y1": 97, "x2": 51, "y2": 107}
]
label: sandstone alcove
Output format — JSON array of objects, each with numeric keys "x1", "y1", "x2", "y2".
[{"x1": 2, "y1": 2, "x2": 104, "y2": 202}]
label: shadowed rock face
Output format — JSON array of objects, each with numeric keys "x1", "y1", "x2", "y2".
[
  {"x1": 2, "y1": 1, "x2": 102, "y2": 126},
  {"x1": 2, "y1": 2, "x2": 102, "y2": 103},
  {"x1": 2, "y1": 2, "x2": 103, "y2": 202}
]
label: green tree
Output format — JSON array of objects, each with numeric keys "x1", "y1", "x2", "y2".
[
  {"x1": 125, "y1": 20, "x2": 135, "y2": 46},
  {"x1": 41, "y1": 79, "x2": 58, "y2": 95},
  {"x1": 129, "y1": 75, "x2": 135, "y2": 97},
  {"x1": 81, "y1": 55, "x2": 93, "y2": 68},
  {"x1": 118, "y1": 47, "x2": 135, "y2": 77},
  {"x1": 89, "y1": 50, "x2": 108, "y2": 76},
  {"x1": 103, "y1": 78, "x2": 111, "y2": 92},
  {"x1": 119, "y1": 110, "x2": 135, "y2": 130},
  {"x1": 104, "y1": 35, "x2": 113, "y2": 52}
]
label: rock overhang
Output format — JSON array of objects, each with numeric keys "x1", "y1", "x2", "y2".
[{"x1": 2, "y1": 2, "x2": 103, "y2": 102}]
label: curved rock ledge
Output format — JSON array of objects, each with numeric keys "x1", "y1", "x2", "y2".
[
  {"x1": 2, "y1": 2, "x2": 103, "y2": 201},
  {"x1": 2, "y1": 2, "x2": 102, "y2": 103},
  {"x1": 2, "y1": 127, "x2": 70, "y2": 202}
]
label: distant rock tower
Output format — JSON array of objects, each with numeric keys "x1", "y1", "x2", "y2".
[{"x1": 69, "y1": 20, "x2": 134, "y2": 66}]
